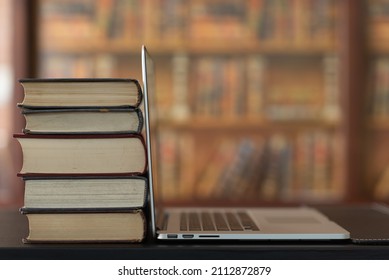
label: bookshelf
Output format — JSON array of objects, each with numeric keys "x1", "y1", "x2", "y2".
[
  {"x1": 22, "y1": 0, "x2": 378, "y2": 204},
  {"x1": 366, "y1": 0, "x2": 389, "y2": 202}
]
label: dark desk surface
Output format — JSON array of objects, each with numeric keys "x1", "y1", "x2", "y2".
[{"x1": 1, "y1": 204, "x2": 389, "y2": 260}]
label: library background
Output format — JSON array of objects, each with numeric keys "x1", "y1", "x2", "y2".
[{"x1": 1, "y1": 0, "x2": 389, "y2": 207}]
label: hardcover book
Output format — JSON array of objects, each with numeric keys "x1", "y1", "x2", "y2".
[
  {"x1": 22, "y1": 175, "x2": 148, "y2": 209},
  {"x1": 20, "y1": 209, "x2": 146, "y2": 243},
  {"x1": 14, "y1": 134, "x2": 147, "y2": 175},
  {"x1": 21, "y1": 107, "x2": 144, "y2": 134},
  {"x1": 18, "y1": 78, "x2": 143, "y2": 108}
]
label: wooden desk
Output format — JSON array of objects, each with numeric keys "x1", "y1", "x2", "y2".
[{"x1": 1, "y1": 205, "x2": 389, "y2": 260}]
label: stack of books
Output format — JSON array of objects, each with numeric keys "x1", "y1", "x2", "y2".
[{"x1": 15, "y1": 78, "x2": 148, "y2": 243}]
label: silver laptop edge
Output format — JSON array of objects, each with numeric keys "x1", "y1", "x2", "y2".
[{"x1": 142, "y1": 45, "x2": 157, "y2": 237}]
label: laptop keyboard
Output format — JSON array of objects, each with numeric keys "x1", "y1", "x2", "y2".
[{"x1": 180, "y1": 211, "x2": 259, "y2": 231}]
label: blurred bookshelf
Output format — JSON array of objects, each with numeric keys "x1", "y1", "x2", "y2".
[
  {"x1": 366, "y1": 0, "x2": 389, "y2": 202},
  {"x1": 24, "y1": 0, "x2": 379, "y2": 205}
]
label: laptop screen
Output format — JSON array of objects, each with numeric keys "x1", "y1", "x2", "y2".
[{"x1": 141, "y1": 45, "x2": 159, "y2": 236}]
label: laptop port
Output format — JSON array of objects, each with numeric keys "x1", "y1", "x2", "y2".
[
  {"x1": 167, "y1": 234, "x2": 178, "y2": 239},
  {"x1": 182, "y1": 234, "x2": 194, "y2": 239},
  {"x1": 199, "y1": 235, "x2": 219, "y2": 238}
]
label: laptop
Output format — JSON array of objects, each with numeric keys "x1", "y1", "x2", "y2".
[{"x1": 141, "y1": 45, "x2": 350, "y2": 240}]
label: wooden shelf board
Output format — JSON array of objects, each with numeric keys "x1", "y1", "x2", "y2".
[
  {"x1": 156, "y1": 117, "x2": 340, "y2": 131},
  {"x1": 39, "y1": 40, "x2": 338, "y2": 56}
]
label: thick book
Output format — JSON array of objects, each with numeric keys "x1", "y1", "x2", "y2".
[
  {"x1": 18, "y1": 78, "x2": 143, "y2": 108},
  {"x1": 21, "y1": 107, "x2": 144, "y2": 134},
  {"x1": 21, "y1": 175, "x2": 147, "y2": 209},
  {"x1": 14, "y1": 134, "x2": 147, "y2": 175},
  {"x1": 20, "y1": 208, "x2": 146, "y2": 243}
]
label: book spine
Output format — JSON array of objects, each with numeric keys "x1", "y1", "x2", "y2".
[{"x1": 171, "y1": 54, "x2": 190, "y2": 120}]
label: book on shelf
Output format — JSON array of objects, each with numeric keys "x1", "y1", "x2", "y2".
[
  {"x1": 322, "y1": 55, "x2": 340, "y2": 121},
  {"x1": 246, "y1": 55, "x2": 266, "y2": 117},
  {"x1": 259, "y1": 135, "x2": 293, "y2": 200},
  {"x1": 158, "y1": 0, "x2": 188, "y2": 42},
  {"x1": 368, "y1": 0, "x2": 389, "y2": 44},
  {"x1": 374, "y1": 165, "x2": 389, "y2": 200},
  {"x1": 158, "y1": 129, "x2": 179, "y2": 200},
  {"x1": 21, "y1": 107, "x2": 143, "y2": 134},
  {"x1": 171, "y1": 54, "x2": 190, "y2": 120},
  {"x1": 20, "y1": 208, "x2": 146, "y2": 243},
  {"x1": 192, "y1": 57, "x2": 246, "y2": 118},
  {"x1": 176, "y1": 133, "x2": 196, "y2": 199},
  {"x1": 370, "y1": 58, "x2": 389, "y2": 118},
  {"x1": 195, "y1": 140, "x2": 238, "y2": 199},
  {"x1": 14, "y1": 133, "x2": 147, "y2": 175},
  {"x1": 156, "y1": 130, "x2": 196, "y2": 200},
  {"x1": 21, "y1": 175, "x2": 147, "y2": 209},
  {"x1": 18, "y1": 78, "x2": 142, "y2": 108}
]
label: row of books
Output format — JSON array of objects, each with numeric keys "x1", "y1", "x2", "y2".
[
  {"x1": 40, "y1": 0, "x2": 144, "y2": 44},
  {"x1": 15, "y1": 78, "x2": 148, "y2": 243},
  {"x1": 39, "y1": 0, "x2": 339, "y2": 47},
  {"x1": 158, "y1": 130, "x2": 344, "y2": 202},
  {"x1": 168, "y1": 54, "x2": 340, "y2": 121},
  {"x1": 181, "y1": 0, "x2": 338, "y2": 44},
  {"x1": 368, "y1": 0, "x2": 389, "y2": 43}
]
